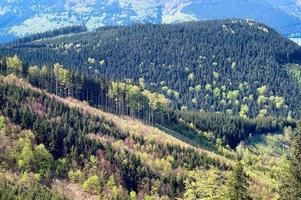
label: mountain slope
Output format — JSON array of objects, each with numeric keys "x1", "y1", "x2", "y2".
[
  {"x1": 1, "y1": 0, "x2": 301, "y2": 42},
  {"x1": 0, "y1": 75, "x2": 232, "y2": 199},
  {"x1": 1, "y1": 20, "x2": 301, "y2": 119},
  {"x1": 0, "y1": 75, "x2": 289, "y2": 199}
]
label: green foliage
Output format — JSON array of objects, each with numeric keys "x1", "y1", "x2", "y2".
[
  {"x1": 279, "y1": 124, "x2": 301, "y2": 199},
  {"x1": 0, "y1": 116, "x2": 5, "y2": 131},
  {"x1": 239, "y1": 104, "x2": 249, "y2": 119},
  {"x1": 183, "y1": 168, "x2": 228, "y2": 200},
  {"x1": 55, "y1": 158, "x2": 68, "y2": 177},
  {"x1": 87, "y1": 57, "x2": 96, "y2": 64},
  {"x1": 188, "y1": 73, "x2": 195, "y2": 81},
  {"x1": 274, "y1": 96, "x2": 285, "y2": 109},
  {"x1": 28, "y1": 65, "x2": 40, "y2": 86},
  {"x1": 82, "y1": 175, "x2": 100, "y2": 193},
  {"x1": 0, "y1": 175, "x2": 65, "y2": 200},
  {"x1": 288, "y1": 64, "x2": 301, "y2": 87},
  {"x1": 0, "y1": 38, "x2": 299, "y2": 199},
  {"x1": 257, "y1": 95, "x2": 267, "y2": 105},
  {"x1": 130, "y1": 191, "x2": 137, "y2": 200},
  {"x1": 11, "y1": 131, "x2": 54, "y2": 178},
  {"x1": 13, "y1": 131, "x2": 35, "y2": 172},
  {"x1": 34, "y1": 144, "x2": 54, "y2": 177},
  {"x1": 68, "y1": 169, "x2": 83, "y2": 183},
  {"x1": 1, "y1": 20, "x2": 301, "y2": 119},
  {"x1": 205, "y1": 84, "x2": 212, "y2": 91},
  {"x1": 167, "y1": 110, "x2": 295, "y2": 148},
  {"x1": 6, "y1": 55, "x2": 22, "y2": 75},
  {"x1": 227, "y1": 90, "x2": 239, "y2": 100},
  {"x1": 225, "y1": 161, "x2": 251, "y2": 200},
  {"x1": 257, "y1": 85, "x2": 267, "y2": 95}
]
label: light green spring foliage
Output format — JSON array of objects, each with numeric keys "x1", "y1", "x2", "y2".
[
  {"x1": 28, "y1": 65, "x2": 40, "y2": 77},
  {"x1": 130, "y1": 191, "x2": 137, "y2": 200},
  {"x1": 205, "y1": 84, "x2": 212, "y2": 91},
  {"x1": 213, "y1": 71, "x2": 220, "y2": 79},
  {"x1": 104, "y1": 175, "x2": 127, "y2": 199},
  {"x1": 6, "y1": 55, "x2": 23, "y2": 75},
  {"x1": 257, "y1": 108, "x2": 268, "y2": 118},
  {"x1": 139, "y1": 77, "x2": 145, "y2": 89},
  {"x1": 274, "y1": 96, "x2": 285, "y2": 109},
  {"x1": 227, "y1": 90, "x2": 239, "y2": 100},
  {"x1": 11, "y1": 131, "x2": 54, "y2": 178},
  {"x1": 257, "y1": 85, "x2": 267, "y2": 95},
  {"x1": 188, "y1": 73, "x2": 195, "y2": 81},
  {"x1": 288, "y1": 64, "x2": 301, "y2": 86},
  {"x1": 231, "y1": 62, "x2": 237, "y2": 70},
  {"x1": 108, "y1": 81, "x2": 170, "y2": 111},
  {"x1": 0, "y1": 115, "x2": 5, "y2": 131},
  {"x1": 53, "y1": 63, "x2": 69, "y2": 86},
  {"x1": 195, "y1": 85, "x2": 202, "y2": 93},
  {"x1": 237, "y1": 129, "x2": 292, "y2": 199},
  {"x1": 0, "y1": 174, "x2": 65, "y2": 200},
  {"x1": 182, "y1": 168, "x2": 228, "y2": 200},
  {"x1": 257, "y1": 95, "x2": 267, "y2": 105},
  {"x1": 68, "y1": 169, "x2": 84, "y2": 183},
  {"x1": 99, "y1": 60, "x2": 105, "y2": 65},
  {"x1": 213, "y1": 87, "x2": 221, "y2": 97},
  {"x1": 82, "y1": 175, "x2": 100, "y2": 193},
  {"x1": 34, "y1": 144, "x2": 54, "y2": 177},
  {"x1": 239, "y1": 104, "x2": 249, "y2": 119},
  {"x1": 87, "y1": 57, "x2": 96, "y2": 64}
]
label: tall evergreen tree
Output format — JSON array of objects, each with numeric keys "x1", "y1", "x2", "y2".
[
  {"x1": 279, "y1": 123, "x2": 301, "y2": 199},
  {"x1": 226, "y1": 160, "x2": 251, "y2": 200}
]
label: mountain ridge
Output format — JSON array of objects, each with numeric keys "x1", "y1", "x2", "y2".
[{"x1": 1, "y1": 0, "x2": 301, "y2": 43}]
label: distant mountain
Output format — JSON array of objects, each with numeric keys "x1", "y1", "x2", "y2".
[{"x1": 1, "y1": 0, "x2": 301, "y2": 43}]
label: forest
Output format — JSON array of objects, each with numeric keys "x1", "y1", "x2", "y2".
[
  {"x1": 0, "y1": 55, "x2": 295, "y2": 148},
  {"x1": 0, "y1": 73, "x2": 300, "y2": 199},
  {"x1": 1, "y1": 20, "x2": 301, "y2": 119},
  {"x1": 1, "y1": 19, "x2": 301, "y2": 199},
  {"x1": 0, "y1": 76, "x2": 230, "y2": 199}
]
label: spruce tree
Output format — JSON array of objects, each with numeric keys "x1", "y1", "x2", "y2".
[
  {"x1": 279, "y1": 123, "x2": 301, "y2": 199},
  {"x1": 226, "y1": 160, "x2": 251, "y2": 200}
]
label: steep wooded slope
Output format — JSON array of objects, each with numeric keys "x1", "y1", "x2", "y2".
[
  {"x1": 0, "y1": 76, "x2": 285, "y2": 199},
  {"x1": 0, "y1": 75, "x2": 231, "y2": 199}
]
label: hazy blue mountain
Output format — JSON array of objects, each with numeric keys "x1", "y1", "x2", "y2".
[{"x1": 0, "y1": 0, "x2": 301, "y2": 43}]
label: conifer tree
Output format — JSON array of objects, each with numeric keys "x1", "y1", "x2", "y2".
[
  {"x1": 279, "y1": 123, "x2": 301, "y2": 199},
  {"x1": 226, "y1": 160, "x2": 251, "y2": 200}
]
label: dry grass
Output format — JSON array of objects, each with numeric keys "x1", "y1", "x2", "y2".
[{"x1": 52, "y1": 179, "x2": 99, "y2": 200}]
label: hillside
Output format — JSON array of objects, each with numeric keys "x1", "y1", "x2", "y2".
[
  {"x1": 1, "y1": 13, "x2": 301, "y2": 200},
  {"x1": 1, "y1": 20, "x2": 301, "y2": 119},
  {"x1": 0, "y1": 75, "x2": 293, "y2": 199},
  {"x1": 0, "y1": 75, "x2": 230, "y2": 199},
  {"x1": 1, "y1": 0, "x2": 301, "y2": 43}
]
